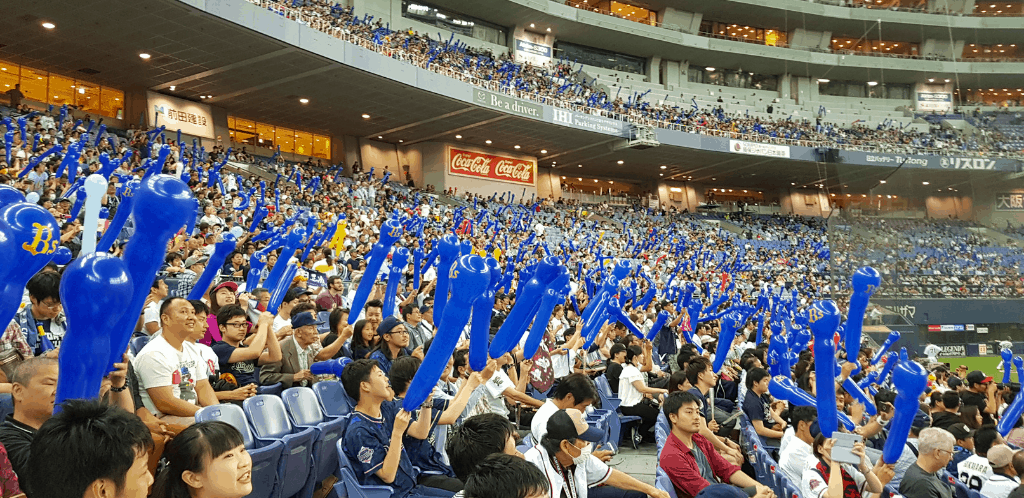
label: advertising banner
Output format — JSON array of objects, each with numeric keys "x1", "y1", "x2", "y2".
[
  {"x1": 940, "y1": 345, "x2": 966, "y2": 357},
  {"x1": 514, "y1": 39, "x2": 552, "y2": 65},
  {"x1": 996, "y1": 193, "x2": 1024, "y2": 211},
  {"x1": 729, "y1": 140, "x2": 790, "y2": 158},
  {"x1": 447, "y1": 147, "x2": 536, "y2": 186},
  {"x1": 147, "y1": 91, "x2": 215, "y2": 139},
  {"x1": 917, "y1": 92, "x2": 953, "y2": 113}
]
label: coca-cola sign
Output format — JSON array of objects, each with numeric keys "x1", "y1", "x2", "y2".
[{"x1": 447, "y1": 147, "x2": 535, "y2": 186}]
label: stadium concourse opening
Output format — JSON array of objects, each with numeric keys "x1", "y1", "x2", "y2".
[{"x1": 0, "y1": 0, "x2": 1023, "y2": 498}]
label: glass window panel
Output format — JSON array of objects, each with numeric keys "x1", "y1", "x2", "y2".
[
  {"x1": 0, "y1": 60, "x2": 20, "y2": 95},
  {"x1": 294, "y1": 130, "x2": 312, "y2": 156},
  {"x1": 48, "y1": 75, "x2": 75, "y2": 108},
  {"x1": 227, "y1": 116, "x2": 236, "y2": 130},
  {"x1": 19, "y1": 67, "x2": 48, "y2": 103},
  {"x1": 277, "y1": 127, "x2": 294, "y2": 154},
  {"x1": 99, "y1": 87, "x2": 123, "y2": 119},
  {"x1": 255, "y1": 122, "x2": 275, "y2": 150},
  {"x1": 313, "y1": 135, "x2": 330, "y2": 159},
  {"x1": 76, "y1": 83, "x2": 101, "y2": 114}
]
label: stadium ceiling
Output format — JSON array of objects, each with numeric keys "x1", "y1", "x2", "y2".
[{"x1": 0, "y1": 0, "x2": 1009, "y2": 193}]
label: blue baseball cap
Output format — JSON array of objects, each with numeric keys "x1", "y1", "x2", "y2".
[{"x1": 290, "y1": 311, "x2": 324, "y2": 329}]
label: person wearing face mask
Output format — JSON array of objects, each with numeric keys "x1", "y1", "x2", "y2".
[
  {"x1": 152, "y1": 421, "x2": 253, "y2": 498},
  {"x1": 525, "y1": 408, "x2": 668, "y2": 498}
]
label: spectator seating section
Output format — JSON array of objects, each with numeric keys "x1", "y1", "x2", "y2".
[
  {"x1": 258, "y1": 382, "x2": 284, "y2": 396},
  {"x1": 594, "y1": 375, "x2": 639, "y2": 449},
  {"x1": 281, "y1": 387, "x2": 346, "y2": 485},
  {"x1": 129, "y1": 335, "x2": 150, "y2": 356},
  {"x1": 195, "y1": 404, "x2": 285, "y2": 498},
  {"x1": 243, "y1": 395, "x2": 318, "y2": 498},
  {"x1": 654, "y1": 468, "x2": 679, "y2": 498}
]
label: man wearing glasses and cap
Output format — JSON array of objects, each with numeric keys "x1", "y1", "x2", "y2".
[{"x1": 525, "y1": 408, "x2": 668, "y2": 498}]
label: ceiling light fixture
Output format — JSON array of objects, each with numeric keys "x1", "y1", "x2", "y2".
[
  {"x1": 546, "y1": 27, "x2": 551, "y2": 32},
  {"x1": 540, "y1": 149, "x2": 547, "y2": 154},
  {"x1": 362, "y1": 114, "x2": 371, "y2": 119},
  {"x1": 617, "y1": 160, "x2": 624, "y2": 164},
  {"x1": 42, "y1": 22, "x2": 55, "y2": 29},
  {"x1": 299, "y1": 98, "x2": 309, "y2": 104},
  {"x1": 169, "y1": 85, "x2": 176, "y2": 91},
  {"x1": 660, "y1": 165, "x2": 667, "y2": 169},
  {"x1": 922, "y1": 181, "x2": 930, "y2": 185},
  {"x1": 928, "y1": 78, "x2": 935, "y2": 83},
  {"x1": 867, "y1": 81, "x2": 878, "y2": 86},
  {"x1": 705, "y1": 67, "x2": 715, "y2": 71},
  {"x1": 818, "y1": 78, "x2": 830, "y2": 83},
  {"x1": 377, "y1": 136, "x2": 383, "y2": 139},
  {"x1": 455, "y1": 134, "x2": 462, "y2": 139},
  {"x1": 879, "y1": 180, "x2": 886, "y2": 184},
  {"x1": 139, "y1": 53, "x2": 151, "y2": 59},
  {"x1": 530, "y1": 23, "x2": 535, "y2": 28},
  {"x1": 514, "y1": 145, "x2": 521, "y2": 149},
  {"x1": 485, "y1": 140, "x2": 492, "y2": 144}
]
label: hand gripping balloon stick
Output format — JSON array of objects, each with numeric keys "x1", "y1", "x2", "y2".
[
  {"x1": 96, "y1": 179, "x2": 140, "y2": 253},
  {"x1": 999, "y1": 356, "x2": 1024, "y2": 437},
  {"x1": 844, "y1": 267, "x2": 881, "y2": 374},
  {"x1": 403, "y1": 255, "x2": 490, "y2": 411},
  {"x1": 0, "y1": 203, "x2": 62, "y2": 328},
  {"x1": 107, "y1": 175, "x2": 193, "y2": 370},
  {"x1": 523, "y1": 269, "x2": 571, "y2": 359},
  {"x1": 489, "y1": 257, "x2": 562, "y2": 358},
  {"x1": 54, "y1": 253, "x2": 133, "y2": 409},
  {"x1": 261, "y1": 227, "x2": 306, "y2": 297},
  {"x1": 347, "y1": 219, "x2": 403, "y2": 325},
  {"x1": 712, "y1": 311, "x2": 744, "y2": 373},
  {"x1": 430, "y1": 234, "x2": 461, "y2": 326},
  {"x1": 187, "y1": 233, "x2": 238, "y2": 300},
  {"x1": 870, "y1": 331, "x2": 901, "y2": 366},
  {"x1": 469, "y1": 257, "x2": 501, "y2": 371},
  {"x1": 1002, "y1": 349, "x2": 1014, "y2": 385},
  {"x1": 382, "y1": 248, "x2": 410, "y2": 316},
  {"x1": 881, "y1": 360, "x2": 929, "y2": 464},
  {"x1": 808, "y1": 300, "x2": 842, "y2": 438}
]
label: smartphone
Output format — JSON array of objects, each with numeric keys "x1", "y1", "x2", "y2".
[{"x1": 831, "y1": 432, "x2": 863, "y2": 465}]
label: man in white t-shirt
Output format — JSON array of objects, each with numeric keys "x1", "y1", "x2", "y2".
[
  {"x1": 478, "y1": 353, "x2": 543, "y2": 419},
  {"x1": 143, "y1": 277, "x2": 169, "y2": 335},
  {"x1": 133, "y1": 297, "x2": 218, "y2": 425}
]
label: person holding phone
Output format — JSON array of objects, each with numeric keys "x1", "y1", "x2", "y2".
[{"x1": 801, "y1": 434, "x2": 888, "y2": 498}]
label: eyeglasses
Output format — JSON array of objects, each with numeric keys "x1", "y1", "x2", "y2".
[
  {"x1": 386, "y1": 329, "x2": 410, "y2": 336},
  {"x1": 224, "y1": 321, "x2": 248, "y2": 329},
  {"x1": 936, "y1": 448, "x2": 953, "y2": 459},
  {"x1": 39, "y1": 300, "x2": 62, "y2": 311}
]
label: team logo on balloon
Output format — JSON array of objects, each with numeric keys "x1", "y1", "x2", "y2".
[
  {"x1": 807, "y1": 308, "x2": 824, "y2": 324},
  {"x1": 22, "y1": 223, "x2": 58, "y2": 256},
  {"x1": 389, "y1": 226, "x2": 401, "y2": 237}
]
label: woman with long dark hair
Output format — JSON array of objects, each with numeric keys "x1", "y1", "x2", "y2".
[{"x1": 152, "y1": 421, "x2": 252, "y2": 498}]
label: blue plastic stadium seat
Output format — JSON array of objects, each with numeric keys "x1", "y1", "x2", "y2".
[
  {"x1": 594, "y1": 375, "x2": 640, "y2": 447},
  {"x1": 313, "y1": 380, "x2": 352, "y2": 418},
  {"x1": 258, "y1": 382, "x2": 283, "y2": 396},
  {"x1": 281, "y1": 387, "x2": 345, "y2": 483},
  {"x1": 243, "y1": 395, "x2": 318, "y2": 498},
  {"x1": 0, "y1": 394, "x2": 13, "y2": 424},
  {"x1": 334, "y1": 419, "x2": 393, "y2": 498},
  {"x1": 655, "y1": 469, "x2": 679, "y2": 498},
  {"x1": 195, "y1": 404, "x2": 283, "y2": 498},
  {"x1": 129, "y1": 335, "x2": 150, "y2": 356}
]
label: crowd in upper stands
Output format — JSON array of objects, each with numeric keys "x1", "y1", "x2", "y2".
[{"x1": 255, "y1": 0, "x2": 1023, "y2": 158}]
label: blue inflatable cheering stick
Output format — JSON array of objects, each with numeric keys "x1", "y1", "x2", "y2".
[
  {"x1": 644, "y1": 310, "x2": 671, "y2": 342},
  {"x1": 882, "y1": 360, "x2": 928, "y2": 464},
  {"x1": 347, "y1": 218, "x2": 403, "y2": 324},
  {"x1": 96, "y1": 180, "x2": 141, "y2": 253},
  {"x1": 875, "y1": 351, "x2": 900, "y2": 386},
  {"x1": 870, "y1": 331, "x2": 901, "y2": 366},
  {"x1": 522, "y1": 268, "x2": 571, "y2": 359},
  {"x1": 844, "y1": 267, "x2": 881, "y2": 374},
  {"x1": 712, "y1": 311, "x2": 744, "y2": 373},
  {"x1": 412, "y1": 247, "x2": 424, "y2": 290},
  {"x1": 808, "y1": 300, "x2": 842, "y2": 438},
  {"x1": 469, "y1": 257, "x2": 501, "y2": 372},
  {"x1": 403, "y1": 255, "x2": 490, "y2": 411},
  {"x1": 999, "y1": 356, "x2": 1024, "y2": 437},
  {"x1": 431, "y1": 234, "x2": 461, "y2": 325},
  {"x1": 108, "y1": 175, "x2": 193, "y2": 369},
  {"x1": 187, "y1": 233, "x2": 238, "y2": 300},
  {"x1": 489, "y1": 257, "x2": 562, "y2": 357},
  {"x1": 54, "y1": 253, "x2": 133, "y2": 409},
  {"x1": 0, "y1": 203, "x2": 61, "y2": 327},
  {"x1": 383, "y1": 248, "x2": 410, "y2": 316}
]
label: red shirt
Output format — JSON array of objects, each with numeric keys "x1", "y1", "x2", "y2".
[{"x1": 659, "y1": 432, "x2": 742, "y2": 498}]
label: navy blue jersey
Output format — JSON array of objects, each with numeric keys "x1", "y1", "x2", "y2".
[
  {"x1": 386, "y1": 397, "x2": 456, "y2": 478},
  {"x1": 343, "y1": 409, "x2": 418, "y2": 497}
]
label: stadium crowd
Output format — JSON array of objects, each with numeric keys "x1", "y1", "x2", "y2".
[
  {"x1": 0, "y1": 95, "x2": 1023, "y2": 498},
  {"x1": 249, "y1": 0, "x2": 1023, "y2": 158}
]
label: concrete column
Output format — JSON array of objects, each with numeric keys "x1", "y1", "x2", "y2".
[
  {"x1": 779, "y1": 74, "x2": 792, "y2": 100},
  {"x1": 663, "y1": 60, "x2": 681, "y2": 90},
  {"x1": 648, "y1": 56, "x2": 662, "y2": 84}
]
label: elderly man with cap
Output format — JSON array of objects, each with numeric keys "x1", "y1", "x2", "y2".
[
  {"x1": 963, "y1": 370, "x2": 999, "y2": 424},
  {"x1": 981, "y1": 444, "x2": 1020, "y2": 498},
  {"x1": 259, "y1": 311, "x2": 324, "y2": 388},
  {"x1": 525, "y1": 408, "x2": 669, "y2": 498},
  {"x1": 370, "y1": 316, "x2": 422, "y2": 375}
]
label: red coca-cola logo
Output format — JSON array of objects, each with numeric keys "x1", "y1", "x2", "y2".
[{"x1": 448, "y1": 148, "x2": 535, "y2": 185}]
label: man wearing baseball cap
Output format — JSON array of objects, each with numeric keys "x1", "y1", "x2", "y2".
[
  {"x1": 981, "y1": 444, "x2": 1019, "y2": 498},
  {"x1": 524, "y1": 408, "x2": 668, "y2": 498},
  {"x1": 963, "y1": 371, "x2": 999, "y2": 425},
  {"x1": 259, "y1": 311, "x2": 323, "y2": 388},
  {"x1": 945, "y1": 423, "x2": 976, "y2": 475}
]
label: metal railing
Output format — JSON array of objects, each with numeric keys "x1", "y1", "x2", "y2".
[{"x1": 243, "y1": 0, "x2": 1023, "y2": 159}]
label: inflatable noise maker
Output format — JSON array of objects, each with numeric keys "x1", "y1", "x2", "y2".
[
  {"x1": 187, "y1": 233, "x2": 238, "y2": 300},
  {"x1": 844, "y1": 267, "x2": 881, "y2": 375},
  {"x1": 54, "y1": 252, "x2": 133, "y2": 409},
  {"x1": 1003, "y1": 349, "x2": 1014, "y2": 385},
  {"x1": 404, "y1": 255, "x2": 491, "y2": 411},
  {"x1": 107, "y1": 174, "x2": 195, "y2": 370},
  {"x1": 881, "y1": 359, "x2": 928, "y2": 464},
  {"x1": 489, "y1": 257, "x2": 563, "y2": 358},
  {"x1": 808, "y1": 300, "x2": 843, "y2": 437},
  {"x1": 469, "y1": 257, "x2": 501, "y2": 372},
  {"x1": 870, "y1": 331, "x2": 901, "y2": 367},
  {"x1": 347, "y1": 218, "x2": 404, "y2": 325},
  {"x1": 998, "y1": 356, "x2": 1024, "y2": 437},
  {"x1": 0, "y1": 201, "x2": 63, "y2": 329}
]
